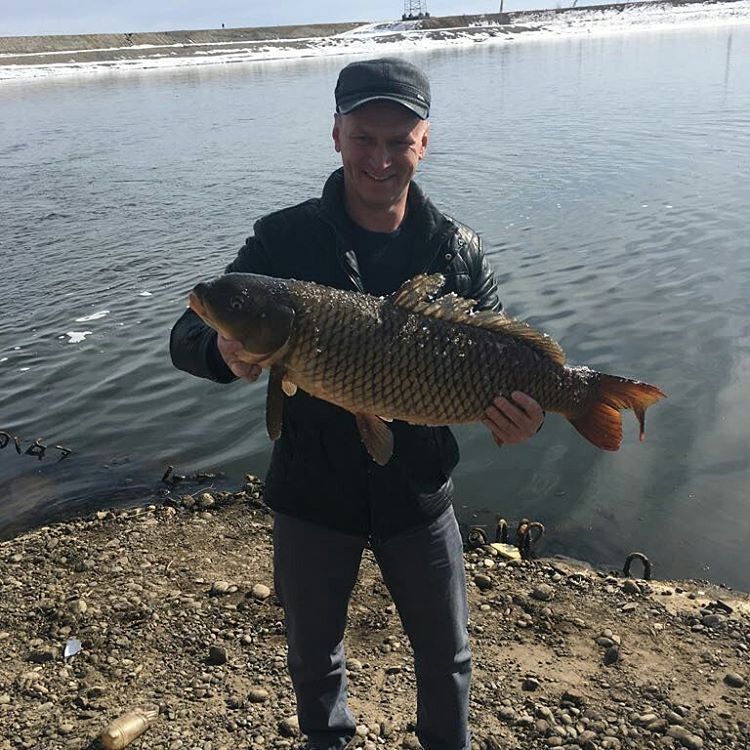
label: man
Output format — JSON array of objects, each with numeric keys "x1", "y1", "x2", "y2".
[{"x1": 170, "y1": 58, "x2": 543, "y2": 750}]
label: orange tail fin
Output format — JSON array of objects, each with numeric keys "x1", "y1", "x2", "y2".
[{"x1": 568, "y1": 374, "x2": 666, "y2": 451}]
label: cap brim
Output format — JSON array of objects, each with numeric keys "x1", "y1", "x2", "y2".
[{"x1": 337, "y1": 94, "x2": 429, "y2": 120}]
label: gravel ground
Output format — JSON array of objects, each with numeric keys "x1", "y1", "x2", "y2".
[{"x1": 0, "y1": 477, "x2": 748, "y2": 750}]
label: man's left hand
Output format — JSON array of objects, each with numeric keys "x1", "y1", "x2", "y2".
[{"x1": 483, "y1": 391, "x2": 544, "y2": 447}]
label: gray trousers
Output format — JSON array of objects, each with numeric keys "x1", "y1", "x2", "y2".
[{"x1": 273, "y1": 506, "x2": 471, "y2": 750}]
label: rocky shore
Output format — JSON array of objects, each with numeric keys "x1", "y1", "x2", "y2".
[{"x1": 0, "y1": 478, "x2": 748, "y2": 750}]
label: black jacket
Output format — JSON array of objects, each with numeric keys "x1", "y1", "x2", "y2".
[{"x1": 170, "y1": 169, "x2": 501, "y2": 539}]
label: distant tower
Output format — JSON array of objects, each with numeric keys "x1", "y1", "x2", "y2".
[{"x1": 403, "y1": 0, "x2": 430, "y2": 20}]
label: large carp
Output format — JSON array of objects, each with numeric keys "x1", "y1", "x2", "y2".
[{"x1": 188, "y1": 272, "x2": 665, "y2": 465}]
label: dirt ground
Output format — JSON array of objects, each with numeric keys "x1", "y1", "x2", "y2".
[{"x1": 0, "y1": 478, "x2": 748, "y2": 750}]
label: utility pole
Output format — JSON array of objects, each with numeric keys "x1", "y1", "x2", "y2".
[{"x1": 499, "y1": 0, "x2": 504, "y2": 11}]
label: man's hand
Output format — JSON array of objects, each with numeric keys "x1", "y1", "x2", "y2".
[
  {"x1": 217, "y1": 335, "x2": 262, "y2": 383},
  {"x1": 483, "y1": 391, "x2": 544, "y2": 447}
]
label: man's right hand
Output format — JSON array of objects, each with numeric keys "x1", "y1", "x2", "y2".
[{"x1": 217, "y1": 335, "x2": 262, "y2": 383}]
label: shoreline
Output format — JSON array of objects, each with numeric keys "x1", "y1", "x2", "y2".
[
  {"x1": 1, "y1": 0, "x2": 749, "y2": 81},
  {"x1": 0, "y1": 481, "x2": 747, "y2": 749}
]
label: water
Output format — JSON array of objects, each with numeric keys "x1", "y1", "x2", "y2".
[{"x1": 1, "y1": 25, "x2": 749, "y2": 589}]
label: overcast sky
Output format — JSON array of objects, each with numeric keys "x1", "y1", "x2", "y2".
[{"x1": 3, "y1": 0, "x2": 574, "y2": 37}]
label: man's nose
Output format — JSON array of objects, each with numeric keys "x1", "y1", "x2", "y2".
[{"x1": 368, "y1": 144, "x2": 392, "y2": 171}]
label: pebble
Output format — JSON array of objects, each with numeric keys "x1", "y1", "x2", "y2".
[
  {"x1": 666, "y1": 726, "x2": 703, "y2": 749},
  {"x1": 701, "y1": 613, "x2": 725, "y2": 628},
  {"x1": 603, "y1": 646, "x2": 620, "y2": 665},
  {"x1": 621, "y1": 603, "x2": 638, "y2": 612},
  {"x1": 210, "y1": 581, "x2": 232, "y2": 596},
  {"x1": 623, "y1": 580, "x2": 641, "y2": 595},
  {"x1": 522, "y1": 677, "x2": 540, "y2": 691},
  {"x1": 562, "y1": 689, "x2": 585, "y2": 706},
  {"x1": 723, "y1": 672, "x2": 745, "y2": 688},
  {"x1": 347, "y1": 658, "x2": 363, "y2": 672},
  {"x1": 278, "y1": 715, "x2": 299, "y2": 738},
  {"x1": 531, "y1": 584, "x2": 555, "y2": 602},
  {"x1": 251, "y1": 584, "x2": 271, "y2": 600},
  {"x1": 474, "y1": 574, "x2": 493, "y2": 591},
  {"x1": 248, "y1": 687, "x2": 270, "y2": 703},
  {"x1": 28, "y1": 647, "x2": 56, "y2": 663},
  {"x1": 207, "y1": 645, "x2": 227, "y2": 665}
]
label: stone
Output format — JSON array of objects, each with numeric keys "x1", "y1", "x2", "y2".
[
  {"x1": 621, "y1": 603, "x2": 638, "y2": 613},
  {"x1": 207, "y1": 645, "x2": 227, "y2": 665},
  {"x1": 248, "y1": 687, "x2": 270, "y2": 703},
  {"x1": 523, "y1": 677, "x2": 541, "y2": 691},
  {"x1": 701, "y1": 614, "x2": 725, "y2": 628},
  {"x1": 562, "y1": 689, "x2": 585, "y2": 707},
  {"x1": 347, "y1": 658, "x2": 363, "y2": 672},
  {"x1": 251, "y1": 584, "x2": 271, "y2": 600},
  {"x1": 278, "y1": 715, "x2": 300, "y2": 738},
  {"x1": 474, "y1": 574, "x2": 493, "y2": 590},
  {"x1": 723, "y1": 672, "x2": 746, "y2": 688},
  {"x1": 210, "y1": 581, "x2": 231, "y2": 596},
  {"x1": 623, "y1": 580, "x2": 641, "y2": 595},
  {"x1": 603, "y1": 646, "x2": 620, "y2": 665},
  {"x1": 666, "y1": 726, "x2": 703, "y2": 749},
  {"x1": 531, "y1": 584, "x2": 555, "y2": 602},
  {"x1": 28, "y1": 647, "x2": 56, "y2": 663}
]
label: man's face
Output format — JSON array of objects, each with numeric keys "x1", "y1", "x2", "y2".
[{"x1": 332, "y1": 100, "x2": 429, "y2": 213}]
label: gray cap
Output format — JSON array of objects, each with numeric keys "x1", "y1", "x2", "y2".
[{"x1": 335, "y1": 57, "x2": 431, "y2": 119}]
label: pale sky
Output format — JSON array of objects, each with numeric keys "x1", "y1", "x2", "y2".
[{"x1": 3, "y1": 0, "x2": 577, "y2": 37}]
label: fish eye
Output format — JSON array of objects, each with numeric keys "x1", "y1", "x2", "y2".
[{"x1": 229, "y1": 296, "x2": 244, "y2": 311}]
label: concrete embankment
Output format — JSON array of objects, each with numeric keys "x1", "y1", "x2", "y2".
[{"x1": 0, "y1": 22, "x2": 364, "y2": 56}]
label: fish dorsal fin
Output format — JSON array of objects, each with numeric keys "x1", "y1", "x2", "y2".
[
  {"x1": 391, "y1": 274, "x2": 447, "y2": 309},
  {"x1": 390, "y1": 274, "x2": 566, "y2": 366}
]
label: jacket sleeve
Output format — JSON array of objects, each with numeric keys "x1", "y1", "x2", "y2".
[
  {"x1": 169, "y1": 235, "x2": 274, "y2": 383},
  {"x1": 466, "y1": 234, "x2": 502, "y2": 313}
]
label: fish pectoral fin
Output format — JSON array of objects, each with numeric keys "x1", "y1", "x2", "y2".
[
  {"x1": 355, "y1": 414, "x2": 394, "y2": 466},
  {"x1": 281, "y1": 378, "x2": 298, "y2": 397},
  {"x1": 266, "y1": 364, "x2": 286, "y2": 441}
]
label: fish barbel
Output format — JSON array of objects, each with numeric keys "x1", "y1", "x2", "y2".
[{"x1": 188, "y1": 272, "x2": 665, "y2": 465}]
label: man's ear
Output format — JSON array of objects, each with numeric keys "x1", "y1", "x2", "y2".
[
  {"x1": 418, "y1": 122, "x2": 430, "y2": 160},
  {"x1": 332, "y1": 114, "x2": 342, "y2": 154}
]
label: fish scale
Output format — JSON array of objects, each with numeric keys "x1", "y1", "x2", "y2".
[
  {"x1": 189, "y1": 272, "x2": 666, "y2": 462},
  {"x1": 286, "y1": 283, "x2": 568, "y2": 425}
]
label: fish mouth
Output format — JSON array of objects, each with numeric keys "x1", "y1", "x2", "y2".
[
  {"x1": 188, "y1": 291, "x2": 206, "y2": 318},
  {"x1": 188, "y1": 290, "x2": 232, "y2": 340}
]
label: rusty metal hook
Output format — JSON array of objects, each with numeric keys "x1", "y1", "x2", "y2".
[
  {"x1": 516, "y1": 518, "x2": 545, "y2": 560},
  {"x1": 623, "y1": 551, "x2": 652, "y2": 581},
  {"x1": 495, "y1": 517, "x2": 509, "y2": 543},
  {"x1": 467, "y1": 526, "x2": 489, "y2": 549}
]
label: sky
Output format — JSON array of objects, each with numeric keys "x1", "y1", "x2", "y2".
[{"x1": 2, "y1": 0, "x2": 580, "y2": 37}]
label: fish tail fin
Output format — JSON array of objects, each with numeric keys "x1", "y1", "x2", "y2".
[{"x1": 567, "y1": 374, "x2": 666, "y2": 451}]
